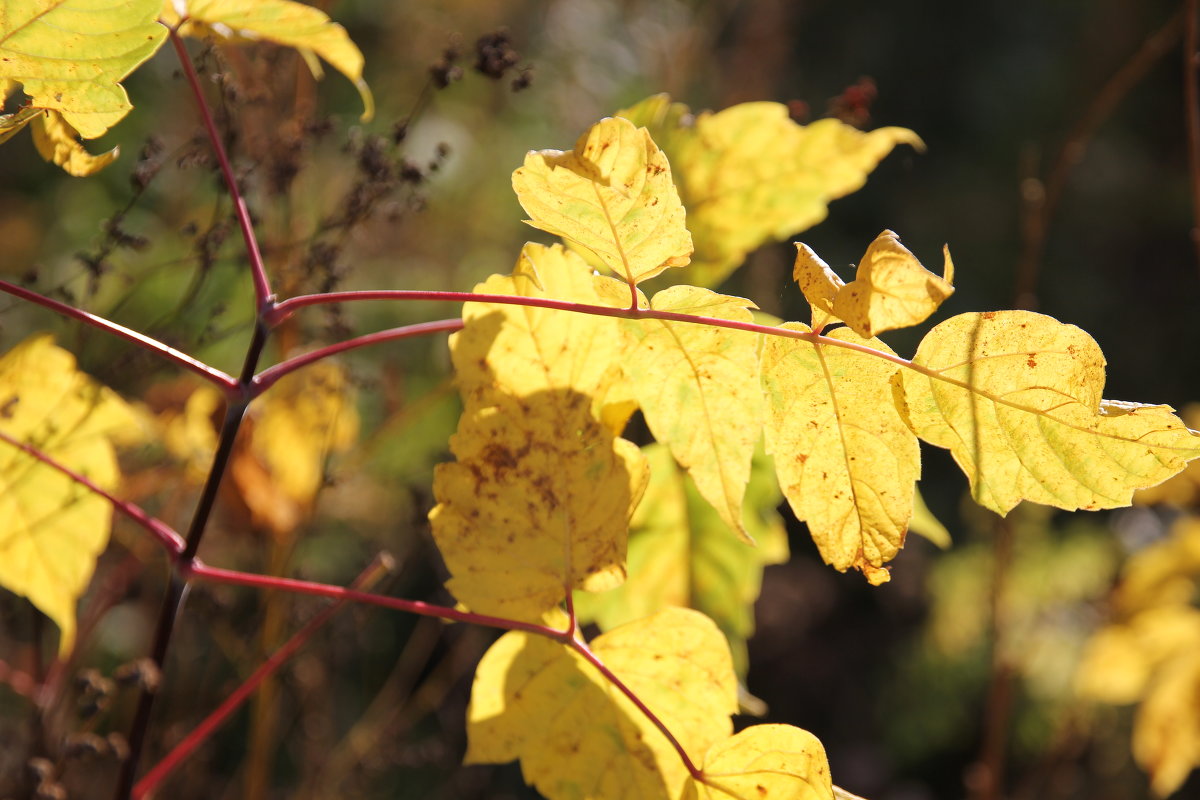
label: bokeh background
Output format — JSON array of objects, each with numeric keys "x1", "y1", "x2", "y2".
[{"x1": 2, "y1": 1, "x2": 1199, "y2": 798}]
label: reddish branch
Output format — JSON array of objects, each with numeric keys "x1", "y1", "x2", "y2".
[{"x1": 0, "y1": 278, "x2": 238, "y2": 392}]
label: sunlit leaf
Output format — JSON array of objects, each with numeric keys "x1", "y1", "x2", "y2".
[
  {"x1": 231, "y1": 362, "x2": 357, "y2": 537},
  {"x1": 0, "y1": 0, "x2": 167, "y2": 139},
  {"x1": 825, "y1": 230, "x2": 954, "y2": 338},
  {"x1": 763, "y1": 323, "x2": 919, "y2": 584},
  {"x1": 682, "y1": 724, "x2": 834, "y2": 800},
  {"x1": 618, "y1": 94, "x2": 923, "y2": 287},
  {"x1": 512, "y1": 115, "x2": 692, "y2": 287},
  {"x1": 467, "y1": 607, "x2": 738, "y2": 800},
  {"x1": 164, "y1": 0, "x2": 374, "y2": 120},
  {"x1": 620, "y1": 286, "x2": 763, "y2": 540},
  {"x1": 0, "y1": 335, "x2": 143, "y2": 654},
  {"x1": 901, "y1": 311, "x2": 1200, "y2": 515},
  {"x1": 574, "y1": 443, "x2": 788, "y2": 675},
  {"x1": 430, "y1": 391, "x2": 647, "y2": 624},
  {"x1": 792, "y1": 242, "x2": 845, "y2": 332},
  {"x1": 909, "y1": 486, "x2": 951, "y2": 549},
  {"x1": 450, "y1": 243, "x2": 625, "y2": 414},
  {"x1": 1076, "y1": 605, "x2": 1200, "y2": 705},
  {"x1": 30, "y1": 110, "x2": 119, "y2": 176}
]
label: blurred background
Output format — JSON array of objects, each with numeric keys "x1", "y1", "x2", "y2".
[{"x1": 1, "y1": 0, "x2": 1199, "y2": 798}]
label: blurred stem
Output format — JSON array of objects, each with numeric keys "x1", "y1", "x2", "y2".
[
  {"x1": 1184, "y1": 0, "x2": 1200, "y2": 275},
  {"x1": 1013, "y1": 8, "x2": 1183, "y2": 310},
  {"x1": 243, "y1": 537, "x2": 296, "y2": 800}
]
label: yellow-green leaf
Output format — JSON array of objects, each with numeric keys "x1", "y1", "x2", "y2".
[
  {"x1": 618, "y1": 94, "x2": 923, "y2": 288},
  {"x1": 574, "y1": 443, "x2": 788, "y2": 676},
  {"x1": 430, "y1": 392, "x2": 647, "y2": 624},
  {"x1": 0, "y1": 0, "x2": 167, "y2": 139},
  {"x1": 902, "y1": 311, "x2": 1200, "y2": 515},
  {"x1": 826, "y1": 230, "x2": 954, "y2": 338},
  {"x1": 165, "y1": 0, "x2": 373, "y2": 120},
  {"x1": 467, "y1": 607, "x2": 738, "y2": 800},
  {"x1": 682, "y1": 724, "x2": 834, "y2": 800},
  {"x1": 0, "y1": 335, "x2": 143, "y2": 655},
  {"x1": 512, "y1": 116, "x2": 692, "y2": 287},
  {"x1": 620, "y1": 286, "x2": 763, "y2": 540},
  {"x1": 30, "y1": 109, "x2": 119, "y2": 176},
  {"x1": 450, "y1": 243, "x2": 625, "y2": 413},
  {"x1": 909, "y1": 486, "x2": 951, "y2": 549},
  {"x1": 762, "y1": 323, "x2": 919, "y2": 584}
]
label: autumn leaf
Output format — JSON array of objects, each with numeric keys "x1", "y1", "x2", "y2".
[
  {"x1": 682, "y1": 724, "x2": 834, "y2": 800},
  {"x1": 450, "y1": 243, "x2": 625, "y2": 414},
  {"x1": 0, "y1": 0, "x2": 167, "y2": 139},
  {"x1": 230, "y1": 362, "x2": 357, "y2": 537},
  {"x1": 30, "y1": 110, "x2": 119, "y2": 176},
  {"x1": 512, "y1": 116, "x2": 692, "y2": 288},
  {"x1": 163, "y1": 0, "x2": 374, "y2": 120},
  {"x1": 762, "y1": 323, "x2": 919, "y2": 585},
  {"x1": 620, "y1": 286, "x2": 763, "y2": 540},
  {"x1": 909, "y1": 486, "x2": 951, "y2": 549},
  {"x1": 901, "y1": 311, "x2": 1200, "y2": 516},
  {"x1": 792, "y1": 242, "x2": 845, "y2": 332},
  {"x1": 618, "y1": 94, "x2": 923, "y2": 287},
  {"x1": 574, "y1": 443, "x2": 789, "y2": 676},
  {"x1": 1133, "y1": 647, "x2": 1200, "y2": 797},
  {"x1": 467, "y1": 607, "x2": 738, "y2": 800},
  {"x1": 430, "y1": 391, "x2": 647, "y2": 624},
  {"x1": 0, "y1": 335, "x2": 144, "y2": 654}
]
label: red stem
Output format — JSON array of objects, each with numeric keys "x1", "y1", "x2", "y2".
[
  {"x1": 168, "y1": 28, "x2": 273, "y2": 310},
  {"x1": 131, "y1": 555, "x2": 394, "y2": 798},
  {"x1": 185, "y1": 563, "x2": 569, "y2": 639},
  {"x1": 568, "y1": 639, "x2": 703, "y2": 780},
  {"x1": 0, "y1": 279, "x2": 237, "y2": 393},
  {"x1": 252, "y1": 319, "x2": 464, "y2": 392},
  {"x1": 0, "y1": 430, "x2": 186, "y2": 557}
]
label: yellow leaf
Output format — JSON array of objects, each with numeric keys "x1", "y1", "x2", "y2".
[
  {"x1": 231, "y1": 361, "x2": 357, "y2": 537},
  {"x1": 160, "y1": 383, "x2": 222, "y2": 482},
  {"x1": 620, "y1": 286, "x2": 763, "y2": 540},
  {"x1": 451, "y1": 243, "x2": 625, "y2": 414},
  {"x1": 467, "y1": 607, "x2": 738, "y2": 800},
  {"x1": 1135, "y1": 403, "x2": 1200, "y2": 507},
  {"x1": 0, "y1": 0, "x2": 166, "y2": 139},
  {"x1": 0, "y1": 79, "x2": 39, "y2": 145},
  {"x1": 1112, "y1": 517, "x2": 1200, "y2": 617},
  {"x1": 430, "y1": 392, "x2": 648, "y2": 624},
  {"x1": 792, "y1": 242, "x2": 845, "y2": 332},
  {"x1": 682, "y1": 724, "x2": 834, "y2": 800},
  {"x1": 618, "y1": 94, "x2": 923, "y2": 287},
  {"x1": 825, "y1": 230, "x2": 954, "y2": 338},
  {"x1": 165, "y1": 0, "x2": 373, "y2": 120},
  {"x1": 30, "y1": 110, "x2": 119, "y2": 176},
  {"x1": 1133, "y1": 649, "x2": 1200, "y2": 797},
  {"x1": 1076, "y1": 605, "x2": 1200, "y2": 705},
  {"x1": 762, "y1": 323, "x2": 919, "y2": 584},
  {"x1": 901, "y1": 311, "x2": 1200, "y2": 515},
  {"x1": 0, "y1": 335, "x2": 143, "y2": 655},
  {"x1": 512, "y1": 116, "x2": 692, "y2": 287},
  {"x1": 574, "y1": 443, "x2": 789, "y2": 676}
]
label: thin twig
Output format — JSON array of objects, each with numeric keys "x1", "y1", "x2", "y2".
[
  {"x1": 168, "y1": 28, "x2": 273, "y2": 309},
  {"x1": 0, "y1": 278, "x2": 238, "y2": 392},
  {"x1": 131, "y1": 554, "x2": 394, "y2": 798}
]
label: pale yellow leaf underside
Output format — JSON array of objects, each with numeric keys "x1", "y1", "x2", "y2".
[
  {"x1": 621, "y1": 285, "x2": 763, "y2": 541},
  {"x1": 0, "y1": 0, "x2": 167, "y2": 139},
  {"x1": 513, "y1": 116, "x2": 692, "y2": 287},
  {"x1": 0, "y1": 335, "x2": 142, "y2": 654},
  {"x1": 903, "y1": 311, "x2": 1200, "y2": 516},
  {"x1": 682, "y1": 724, "x2": 834, "y2": 800},
  {"x1": 31, "y1": 110, "x2": 119, "y2": 176},
  {"x1": 763, "y1": 323, "x2": 919, "y2": 584},
  {"x1": 467, "y1": 607, "x2": 738, "y2": 800}
]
